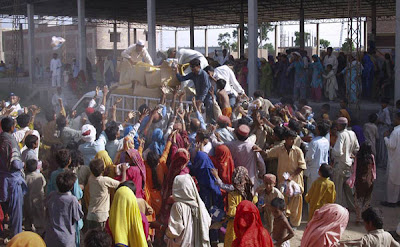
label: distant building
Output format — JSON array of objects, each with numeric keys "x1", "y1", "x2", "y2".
[{"x1": 2, "y1": 23, "x2": 160, "y2": 70}]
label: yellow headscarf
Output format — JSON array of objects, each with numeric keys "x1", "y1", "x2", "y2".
[
  {"x1": 109, "y1": 186, "x2": 147, "y2": 247},
  {"x1": 6, "y1": 231, "x2": 46, "y2": 247},
  {"x1": 95, "y1": 150, "x2": 115, "y2": 178}
]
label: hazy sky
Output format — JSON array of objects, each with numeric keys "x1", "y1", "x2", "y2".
[{"x1": 159, "y1": 22, "x2": 364, "y2": 50}]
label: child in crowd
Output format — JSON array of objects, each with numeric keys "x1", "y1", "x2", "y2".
[
  {"x1": 323, "y1": 64, "x2": 338, "y2": 101},
  {"x1": 349, "y1": 143, "x2": 376, "y2": 222},
  {"x1": 21, "y1": 134, "x2": 39, "y2": 162},
  {"x1": 86, "y1": 159, "x2": 128, "y2": 230},
  {"x1": 340, "y1": 207, "x2": 400, "y2": 246},
  {"x1": 84, "y1": 229, "x2": 112, "y2": 247},
  {"x1": 321, "y1": 103, "x2": 331, "y2": 121},
  {"x1": 305, "y1": 163, "x2": 336, "y2": 221},
  {"x1": 216, "y1": 79, "x2": 232, "y2": 118},
  {"x1": 270, "y1": 197, "x2": 294, "y2": 247},
  {"x1": 23, "y1": 159, "x2": 46, "y2": 236},
  {"x1": 363, "y1": 114, "x2": 379, "y2": 156},
  {"x1": 45, "y1": 171, "x2": 84, "y2": 246},
  {"x1": 256, "y1": 173, "x2": 284, "y2": 233}
]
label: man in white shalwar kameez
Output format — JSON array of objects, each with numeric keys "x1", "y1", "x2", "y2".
[
  {"x1": 382, "y1": 112, "x2": 400, "y2": 207},
  {"x1": 166, "y1": 174, "x2": 211, "y2": 247},
  {"x1": 332, "y1": 117, "x2": 359, "y2": 209},
  {"x1": 121, "y1": 40, "x2": 153, "y2": 65}
]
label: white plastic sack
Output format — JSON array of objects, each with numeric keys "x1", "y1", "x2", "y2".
[{"x1": 51, "y1": 36, "x2": 65, "y2": 50}]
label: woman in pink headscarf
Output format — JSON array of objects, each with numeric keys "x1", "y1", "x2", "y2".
[
  {"x1": 301, "y1": 203, "x2": 349, "y2": 247},
  {"x1": 115, "y1": 148, "x2": 147, "y2": 199}
]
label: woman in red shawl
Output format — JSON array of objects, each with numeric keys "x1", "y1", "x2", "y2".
[
  {"x1": 115, "y1": 149, "x2": 146, "y2": 199},
  {"x1": 210, "y1": 145, "x2": 235, "y2": 184},
  {"x1": 159, "y1": 148, "x2": 190, "y2": 225},
  {"x1": 232, "y1": 200, "x2": 273, "y2": 247}
]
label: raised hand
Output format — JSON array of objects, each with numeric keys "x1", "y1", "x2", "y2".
[{"x1": 127, "y1": 110, "x2": 136, "y2": 120}]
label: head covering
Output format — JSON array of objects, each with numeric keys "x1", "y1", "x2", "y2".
[
  {"x1": 136, "y1": 40, "x2": 145, "y2": 46},
  {"x1": 122, "y1": 149, "x2": 146, "y2": 178},
  {"x1": 85, "y1": 107, "x2": 95, "y2": 115},
  {"x1": 81, "y1": 124, "x2": 96, "y2": 143},
  {"x1": 292, "y1": 51, "x2": 301, "y2": 57},
  {"x1": 148, "y1": 128, "x2": 165, "y2": 156},
  {"x1": 339, "y1": 109, "x2": 351, "y2": 124},
  {"x1": 337, "y1": 116, "x2": 348, "y2": 125},
  {"x1": 301, "y1": 204, "x2": 349, "y2": 247},
  {"x1": 263, "y1": 174, "x2": 276, "y2": 184},
  {"x1": 237, "y1": 124, "x2": 250, "y2": 138},
  {"x1": 210, "y1": 145, "x2": 235, "y2": 184},
  {"x1": 172, "y1": 174, "x2": 211, "y2": 246},
  {"x1": 109, "y1": 186, "x2": 148, "y2": 247},
  {"x1": 95, "y1": 150, "x2": 115, "y2": 177},
  {"x1": 6, "y1": 231, "x2": 46, "y2": 247},
  {"x1": 232, "y1": 166, "x2": 253, "y2": 201},
  {"x1": 232, "y1": 200, "x2": 274, "y2": 247},
  {"x1": 217, "y1": 115, "x2": 231, "y2": 126},
  {"x1": 162, "y1": 149, "x2": 190, "y2": 203}
]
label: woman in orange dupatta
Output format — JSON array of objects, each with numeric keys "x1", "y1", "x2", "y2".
[{"x1": 232, "y1": 200, "x2": 273, "y2": 247}]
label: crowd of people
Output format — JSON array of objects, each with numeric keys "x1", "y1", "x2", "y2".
[{"x1": 1, "y1": 42, "x2": 400, "y2": 247}]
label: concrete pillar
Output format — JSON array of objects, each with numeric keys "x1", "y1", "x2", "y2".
[
  {"x1": 27, "y1": 3, "x2": 35, "y2": 84},
  {"x1": 127, "y1": 22, "x2": 131, "y2": 46},
  {"x1": 239, "y1": 3, "x2": 245, "y2": 57},
  {"x1": 205, "y1": 29, "x2": 208, "y2": 57},
  {"x1": 371, "y1": 0, "x2": 376, "y2": 48},
  {"x1": 316, "y1": 23, "x2": 320, "y2": 56},
  {"x1": 190, "y1": 11, "x2": 195, "y2": 50},
  {"x1": 248, "y1": 0, "x2": 258, "y2": 96},
  {"x1": 299, "y1": 0, "x2": 305, "y2": 49},
  {"x1": 77, "y1": 0, "x2": 86, "y2": 72},
  {"x1": 147, "y1": 0, "x2": 156, "y2": 60},
  {"x1": 274, "y1": 25, "x2": 278, "y2": 57},
  {"x1": 395, "y1": 0, "x2": 400, "y2": 103},
  {"x1": 364, "y1": 21, "x2": 368, "y2": 51},
  {"x1": 113, "y1": 22, "x2": 118, "y2": 60},
  {"x1": 133, "y1": 28, "x2": 137, "y2": 43},
  {"x1": 174, "y1": 30, "x2": 178, "y2": 51}
]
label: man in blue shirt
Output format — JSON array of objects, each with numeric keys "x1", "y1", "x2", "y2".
[{"x1": 176, "y1": 58, "x2": 213, "y2": 121}]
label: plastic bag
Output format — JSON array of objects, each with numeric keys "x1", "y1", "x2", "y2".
[
  {"x1": 51, "y1": 36, "x2": 65, "y2": 50},
  {"x1": 279, "y1": 172, "x2": 302, "y2": 197}
]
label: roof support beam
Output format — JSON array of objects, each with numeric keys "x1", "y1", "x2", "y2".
[
  {"x1": 147, "y1": 0, "x2": 156, "y2": 60},
  {"x1": 77, "y1": 0, "x2": 86, "y2": 72},
  {"x1": 248, "y1": 0, "x2": 258, "y2": 96},
  {"x1": 239, "y1": 1, "x2": 245, "y2": 58},
  {"x1": 299, "y1": 0, "x2": 305, "y2": 49},
  {"x1": 395, "y1": 0, "x2": 400, "y2": 103},
  {"x1": 27, "y1": 3, "x2": 35, "y2": 85},
  {"x1": 190, "y1": 10, "x2": 195, "y2": 49}
]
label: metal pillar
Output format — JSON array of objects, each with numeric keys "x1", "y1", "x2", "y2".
[
  {"x1": 127, "y1": 22, "x2": 131, "y2": 46},
  {"x1": 27, "y1": 3, "x2": 35, "y2": 84},
  {"x1": 299, "y1": 0, "x2": 305, "y2": 49},
  {"x1": 19, "y1": 23, "x2": 23, "y2": 70},
  {"x1": 147, "y1": 0, "x2": 156, "y2": 60},
  {"x1": 77, "y1": 0, "x2": 86, "y2": 72},
  {"x1": 248, "y1": 0, "x2": 258, "y2": 96},
  {"x1": 174, "y1": 30, "x2": 178, "y2": 51},
  {"x1": 190, "y1": 10, "x2": 195, "y2": 50},
  {"x1": 274, "y1": 25, "x2": 278, "y2": 57},
  {"x1": 113, "y1": 22, "x2": 117, "y2": 60},
  {"x1": 395, "y1": 0, "x2": 400, "y2": 103},
  {"x1": 371, "y1": 0, "x2": 376, "y2": 49},
  {"x1": 364, "y1": 21, "x2": 368, "y2": 51},
  {"x1": 133, "y1": 28, "x2": 137, "y2": 43},
  {"x1": 239, "y1": 1, "x2": 245, "y2": 57},
  {"x1": 205, "y1": 29, "x2": 208, "y2": 56},
  {"x1": 237, "y1": 27, "x2": 241, "y2": 58},
  {"x1": 316, "y1": 23, "x2": 320, "y2": 56}
]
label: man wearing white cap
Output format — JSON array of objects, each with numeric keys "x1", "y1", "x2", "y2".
[
  {"x1": 332, "y1": 117, "x2": 359, "y2": 209},
  {"x1": 121, "y1": 40, "x2": 154, "y2": 65}
]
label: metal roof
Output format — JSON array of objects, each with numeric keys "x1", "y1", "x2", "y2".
[{"x1": 0, "y1": 0, "x2": 396, "y2": 27}]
